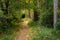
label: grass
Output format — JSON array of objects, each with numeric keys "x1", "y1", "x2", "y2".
[
  {"x1": 0, "y1": 34, "x2": 15, "y2": 40},
  {"x1": 29, "y1": 26, "x2": 60, "y2": 40}
]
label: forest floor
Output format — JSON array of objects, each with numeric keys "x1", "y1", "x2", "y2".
[{"x1": 14, "y1": 18, "x2": 31, "y2": 40}]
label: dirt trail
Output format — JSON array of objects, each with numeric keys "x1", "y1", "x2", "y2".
[{"x1": 14, "y1": 19, "x2": 31, "y2": 40}]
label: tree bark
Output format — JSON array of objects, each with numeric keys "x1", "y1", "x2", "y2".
[
  {"x1": 0, "y1": 0, "x2": 9, "y2": 15},
  {"x1": 0, "y1": 1, "x2": 5, "y2": 12},
  {"x1": 4, "y1": 0, "x2": 9, "y2": 15},
  {"x1": 53, "y1": 0, "x2": 58, "y2": 30}
]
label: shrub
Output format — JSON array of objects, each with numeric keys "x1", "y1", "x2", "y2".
[
  {"x1": 28, "y1": 21, "x2": 36, "y2": 27},
  {"x1": 30, "y1": 27, "x2": 60, "y2": 40},
  {"x1": 28, "y1": 20, "x2": 39, "y2": 27},
  {"x1": 0, "y1": 15, "x2": 20, "y2": 34},
  {"x1": 39, "y1": 13, "x2": 53, "y2": 28},
  {"x1": 56, "y1": 18, "x2": 60, "y2": 30}
]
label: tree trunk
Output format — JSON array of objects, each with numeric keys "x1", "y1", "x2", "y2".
[
  {"x1": 4, "y1": 0, "x2": 9, "y2": 15},
  {"x1": 0, "y1": 0, "x2": 5, "y2": 12},
  {"x1": 0, "y1": 0, "x2": 9, "y2": 15},
  {"x1": 53, "y1": 0, "x2": 58, "y2": 30}
]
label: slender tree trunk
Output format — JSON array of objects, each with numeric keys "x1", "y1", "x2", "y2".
[
  {"x1": 53, "y1": 0, "x2": 58, "y2": 30},
  {"x1": 0, "y1": 0, "x2": 9, "y2": 15},
  {"x1": 0, "y1": 0, "x2": 5, "y2": 12},
  {"x1": 4, "y1": 0, "x2": 9, "y2": 15},
  {"x1": 29, "y1": 0, "x2": 30, "y2": 18}
]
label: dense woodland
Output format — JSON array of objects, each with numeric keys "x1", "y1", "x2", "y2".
[{"x1": 0, "y1": 0, "x2": 60, "y2": 40}]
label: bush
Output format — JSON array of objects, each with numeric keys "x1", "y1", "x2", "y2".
[
  {"x1": 56, "y1": 18, "x2": 60, "y2": 30},
  {"x1": 0, "y1": 15, "x2": 19, "y2": 34},
  {"x1": 30, "y1": 27, "x2": 60, "y2": 40},
  {"x1": 39, "y1": 13, "x2": 53, "y2": 28},
  {"x1": 28, "y1": 21, "x2": 39, "y2": 27},
  {"x1": 28, "y1": 21, "x2": 36, "y2": 27}
]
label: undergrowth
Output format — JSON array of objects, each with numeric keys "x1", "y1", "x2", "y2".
[{"x1": 29, "y1": 26, "x2": 60, "y2": 40}]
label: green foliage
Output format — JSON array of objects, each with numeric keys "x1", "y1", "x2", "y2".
[
  {"x1": 38, "y1": 0, "x2": 53, "y2": 27},
  {"x1": 28, "y1": 21, "x2": 39, "y2": 27},
  {"x1": 28, "y1": 21, "x2": 36, "y2": 27},
  {"x1": 56, "y1": 18, "x2": 60, "y2": 30},
  {"x1": 39, "y1": 13, "x2": 53, "y2": 27},
  {"x1": 57, "y1": 0, "x2": 60, "y2": 30},
  {"x1": 0, "y1": 10, "x2": 3, "y2": 16},
  {"x1": 30, "y1": 27, "x2": 60, "y2": 40},
  {"x1": 0, "y1": 0, "x2": 60, "y2": 40},
  {"x1": 0, "y1": 15, "x2": 19, "y2": 33},
  {"x1": 0, "y1": 0, "x2": 21, "y2": 34},
  {"x1": 0, "y1": 33, "x2": 16, "y2": 40}
]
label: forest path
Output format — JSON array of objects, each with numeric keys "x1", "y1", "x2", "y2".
[{"x1": 14, "y1": 18, "x2": 31, "y2": 40}]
